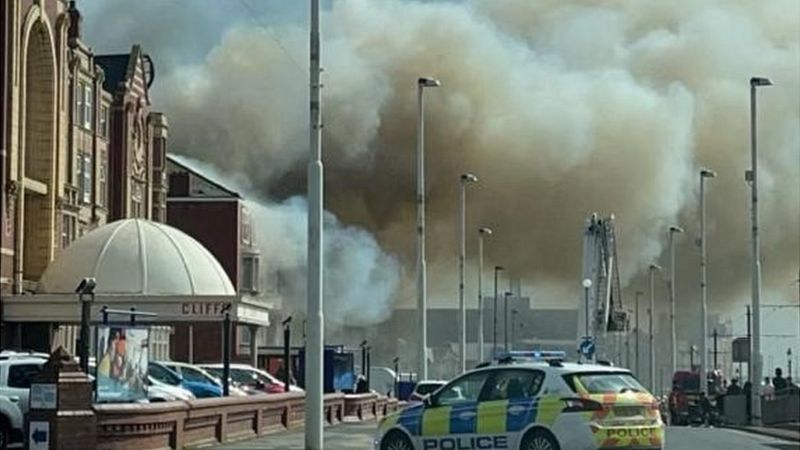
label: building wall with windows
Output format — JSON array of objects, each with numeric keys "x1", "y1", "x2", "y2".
[
  {"x1": 165, "y1": 156, "x2": 278, "y2": 364},
  {"x1": 96, "y1": 46, "x2": 166, "y2": 223},
  {"x1": 1, "y1": 1, "x2": 169, "y2": 297},
  {"x1": 64, "y1": 20, "x2": 112, "y2": 248}
]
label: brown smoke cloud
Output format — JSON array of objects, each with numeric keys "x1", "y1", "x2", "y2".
[{"x1": 88, "y1": 1, "x2": 799, "y2": 335}]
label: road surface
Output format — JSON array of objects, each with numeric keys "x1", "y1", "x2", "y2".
[{"x1": 211, "y1": 422, "x2": 799, "y2": 450}]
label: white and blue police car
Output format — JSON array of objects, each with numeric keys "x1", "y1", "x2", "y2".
[{"x1": 375, "y1": 352, "x2": 664, "y2": 450}]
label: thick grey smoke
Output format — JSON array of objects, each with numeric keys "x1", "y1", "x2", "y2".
[
  {"x1": 170, "y1": 157, "x2": 401, "y2": 328},
  {"x1": 84, "y1": 0, "x2": 799, "y2": 334}
]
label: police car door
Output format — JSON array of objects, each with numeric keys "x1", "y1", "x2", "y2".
[
  {"x1": 478, "y1": 369, "x2": 546, "y2": 450},
  {"x1": 419, "y1": 370, "x2": 492, "y2": 450}
]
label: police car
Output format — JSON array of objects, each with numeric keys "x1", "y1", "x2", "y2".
[{"x1": 376, "y1": 352, "x2": 664, "y2": 450}]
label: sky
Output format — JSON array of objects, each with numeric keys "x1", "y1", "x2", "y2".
[{"x1": 79, "y1": 0, "x2": 800, "y2": 374}]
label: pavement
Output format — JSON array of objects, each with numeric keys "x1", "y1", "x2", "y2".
[
  {"x1": 724, "y1": 423, "x2": 800, "y2": 443},
  {"x1": 209, "y1": 420, "x2": 376, "y2": 450},
  {"x1": 207, "y1": 423, "x2": 800, "y2": 450}
]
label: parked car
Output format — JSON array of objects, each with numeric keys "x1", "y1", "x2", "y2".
[
  {"x1": 0, "y1": 357, "x2": 46, "y2": 416},
  {"x1": 408, "y1": 380, "x2": 446, "y2": 402},
  {"x1": 200, "y1": 364, "x2": 303, "y2": 394},
  {"x1": 146, "y1": 377, "x2": 196, "y2": 402},
  {"x1": 0, "y1": 394, "x2": 24, "y2": 449},
  {"x1": 160, "y1": 361, "x2": 247, "y2": 397},
  {"x1": 0, "y1": 350, "x2": 49, "y2": 361},
  {"x1": 148, "y1": 362, "x2": 210, "y2": 399}
]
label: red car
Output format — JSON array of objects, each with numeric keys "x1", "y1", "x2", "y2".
[{"x1": 201, "y1": 364, "x2": 303, "y2": 394}]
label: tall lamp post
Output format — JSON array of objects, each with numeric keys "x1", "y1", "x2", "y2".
[
  {"x1": 306, "y1": 0, "x2": 325, "y2": 446},
  {"x1": 477, "y1": 227, "x2": 492, "y2": 362},
  {"x1": 416, "y1": 76, "x2": 440, "y2": 380},
  {"x1": 649, "y1": 264, "x2": 662, "y2": 392},
  {"x1": 669, "y1": 225, "x2": 684, "y2": 377},
  {"x1": 635, "y1": 290, "x2": 643, "y2": 377},
  {"x1": 458, "y1": 173, "x2": 478, "y2": 373},
  {"x1": 511, "y1": 309, "x2": 518, "y2": 351},
  {"x1": 503, "y1": 291, "x2": 513, "y2": 353},
  {"x1": 699, "y1": 168, "x2": 716, "y2": 395},
  {"x1": 493, "y1": 265, "x2": 504, "y2": 358},
  {"x1": 749, "y1": 76, "x2": 772, "y2": 425},
  {"x1": 582, "y1": 278, "x2": 593, "y2": 338},
  {"x1": 76, "y1": 277, "x2": 96, "y2": 374}
]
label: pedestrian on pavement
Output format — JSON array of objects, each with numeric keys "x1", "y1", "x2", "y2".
[
  {"x1": 761, "y1": 377, "x2": 775, "y2": 400},
  {"x1": 726, "y1": 378, "x2": 742, "y2": 395},
  {"x1": 743, "y1": 381, "x2": 752, "y2": 422},
  {"x1": 772, "y1": 367, "x2": 788, "y2": 394}
]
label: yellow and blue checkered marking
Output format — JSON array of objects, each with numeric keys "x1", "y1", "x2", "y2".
[{"x1": 394, "y1": 396, "x2": 562, "y2": 437}]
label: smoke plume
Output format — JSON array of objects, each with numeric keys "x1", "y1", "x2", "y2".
[
  {"x1": 170, "y1": 156, "x2": 401, "y2": 328},
  {"x1": 84, "y1": 0, "x2": 799, "y2": 336}
]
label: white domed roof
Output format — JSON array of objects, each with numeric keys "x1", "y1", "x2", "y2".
[{"x1": 38, "y1": 219, "x2": 236, "y2": 296}]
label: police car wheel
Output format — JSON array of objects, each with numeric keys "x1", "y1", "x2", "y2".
[
  {"x1": 381, "y1": 431, "x2": 413, "y2": 450},
  {"x1": 520, "y1": 429, "x2": 560, "y2": 450}
]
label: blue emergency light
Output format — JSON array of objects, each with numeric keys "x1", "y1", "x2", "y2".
[{"x1": 500, "y1": 350, "x2": 566, "y2": 361}]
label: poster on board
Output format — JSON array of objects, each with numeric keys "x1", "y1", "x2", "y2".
[{"x1": 95, "y1": 326, "x2": 149, "y2": 403}]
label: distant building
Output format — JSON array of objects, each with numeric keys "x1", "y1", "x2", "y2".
[
  {"x1": 166, "y1": 156, "x2": 278, "y2": 364},
  {"x1": 387, "y1": 305, "x2": 578, "y2": 378}
]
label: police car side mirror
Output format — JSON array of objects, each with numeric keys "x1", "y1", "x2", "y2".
[{"x1": 423, "y1": 395, "x2": 434, "y2": 408}]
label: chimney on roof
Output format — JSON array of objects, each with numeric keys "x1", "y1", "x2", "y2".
[{"x1": 68, "y1": 1, "x2": 82, "y2": 40}]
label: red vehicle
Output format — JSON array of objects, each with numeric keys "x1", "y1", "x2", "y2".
[{"x1": 669, "y1": 371, "x2": 702, "y2": 425}]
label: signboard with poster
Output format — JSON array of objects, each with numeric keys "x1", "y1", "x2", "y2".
[{"x1": 95, "y1": 326, "x2": 149, "y2": 403}]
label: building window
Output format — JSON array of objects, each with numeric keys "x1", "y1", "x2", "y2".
[
  {"x1": 61, "y1": 214, "x2": 77, "y2": 248},
  {"x1": 99, "y1": 105, "x2": 109, "y2": 138},
  {"x1": 80, "y1": 153, "x2": 92, "y2": 204},
  {"x1": 241, "y1": 254, "x2": 260, "y2": 294},
  {"x1": 149, "y1": 326, "x2": 171, "y2": 361},
  {"x1": 83, "y1": 83, "x2": 93, "y2": 130},
  {"x1": 98, "y1": 154, "x2": 107, "y2": 207},
  {"x1": 241, "y1": 208, "x2": 252, "y2": 245},
  {"x1": 76, "y1": 81, "x2": 93, "y2": 130}
]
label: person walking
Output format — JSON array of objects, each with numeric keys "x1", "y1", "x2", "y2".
[
  {"x1": 761, "y1": 377, "x2": 775, "y2": 400},
  {"x1": 772, "y1": 367, "x2": 788, "y2": 394}
]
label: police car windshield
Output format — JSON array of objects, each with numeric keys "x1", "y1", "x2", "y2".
[{"x1": 564, "y1": 371, "x2": 645, "y2": 394}]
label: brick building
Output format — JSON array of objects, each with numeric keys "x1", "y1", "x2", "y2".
[{"x1": 166, "y1": 156, "x2": 278, "y2": 364}]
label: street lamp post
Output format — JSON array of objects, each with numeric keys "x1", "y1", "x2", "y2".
[
  {"x1": 582, "y1": 279, "x2": 593, "y2": 338},
  {"x1": 493, "y1": 266, "x2": 504, "y2": 358},
  {"x1": 635, "y1": 291, "x2": 643, "y2": 377},
  {"x1": 749, "y1": 76, "x2": 772, "y2": 426},
  {"x1": 700, "y1": 168, "x2": 716, "y2": 395},
  {"x1": 649, "y1": 264, "x2": 662, "y2": 393},
  {"x1": 416, "y1": 76, "x2": 440, "y2": 380},
  {"x1": 504, "y1": 291, "x2": 513, "y2": 353},
  {"x1": 458, "y1": 173, "x2": 478, "y2": 373},
  {"x1": 75, "y1": 278, "x2": 96, "y2": 374},
  {"x1": 477, "y1": 227, "x2": 492, "y2": 363},
  {"x1": 669, "y1": 225, "x2": 684, "y2": 377},
  {"x1": 511, "y1": 309, "x2": 518, "y2": 351},
  {"x1": 306, "y1": 1, "x2": 325, "y2": 446}
]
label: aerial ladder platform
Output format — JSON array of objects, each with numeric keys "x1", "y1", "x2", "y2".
[{"x1": 578, "y1": 213, "x2": 629, "y2": 364}]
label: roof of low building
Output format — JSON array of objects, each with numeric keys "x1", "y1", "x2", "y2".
[{"x1": 38, "y1": 219, "x2": 235, "y2": 296}]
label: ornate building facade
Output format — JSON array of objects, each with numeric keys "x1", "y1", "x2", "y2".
[{"x1": 0, "y1": 0, "x2": 167, "y2": 298}]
